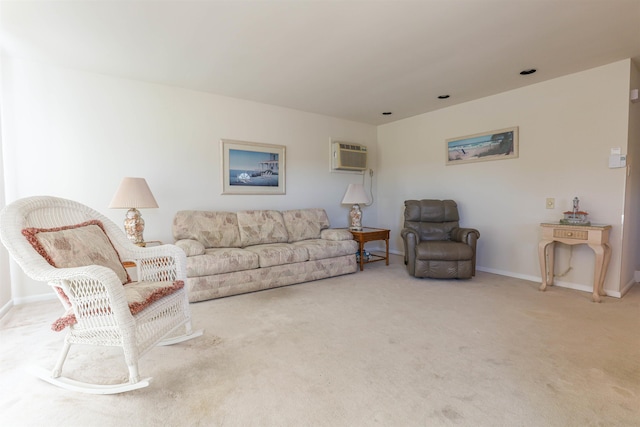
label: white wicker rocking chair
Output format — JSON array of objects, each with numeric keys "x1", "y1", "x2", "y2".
[{"x1": 0, "y1": 196, "x2": 202, "y2": 394}]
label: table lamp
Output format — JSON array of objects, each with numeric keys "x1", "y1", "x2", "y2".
[
  {"x1": 109, "y1": 177, "x2": 159, "y2": 246},
  {"x1": 341, "y1": 183, "x2": 370, "y2": 231}
]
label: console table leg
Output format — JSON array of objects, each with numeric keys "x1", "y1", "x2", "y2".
[
  {"x1": 538, "y1": 240, "x2": 554, "y2": 291},
  {"x1": 589, "y1": 244, "x2": 606, "y2": 303},
  {"x1": 600, "y1": 243, "x2": 612, "y2": 297},
  {"x1": 589, "y1": 243, "x2": 611, "y2": 302}
]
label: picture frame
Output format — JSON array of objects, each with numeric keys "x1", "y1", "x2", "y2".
[
  {"x1": 446, "y1": 126, "x2": 518, "y2": 165},
  {"x1": 221, "y1": 139, "x2": 286, "y2": 195}
]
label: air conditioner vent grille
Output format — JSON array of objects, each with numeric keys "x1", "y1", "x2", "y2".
[{"x1": 332, "y1": 142, "x2": 368, "y2": 171}]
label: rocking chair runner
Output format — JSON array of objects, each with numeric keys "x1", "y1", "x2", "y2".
[{"x1": 0, "y1": 196, "x2": 202, "y2": 394}]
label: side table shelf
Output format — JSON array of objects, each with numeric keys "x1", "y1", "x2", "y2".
[{"x1": 349, "y1": 227, "x2": 390, "y2": 271}]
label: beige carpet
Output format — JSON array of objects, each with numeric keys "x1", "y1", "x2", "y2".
[{"x1": 1, "y1": 254, "x2": 639, "y2": 426}]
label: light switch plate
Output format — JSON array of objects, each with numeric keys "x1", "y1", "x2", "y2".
[{"x1": 546, "y1": 198, "x2": 555, "y2": 209}]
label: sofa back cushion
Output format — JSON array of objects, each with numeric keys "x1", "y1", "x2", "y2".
[
  {"x1": 173, "y1": 211, "x2": 242, "y2": 248},
  {"x1": 237, "y1": 210, "x2": 289, "y2": 247},
  {"x1": 282, "y1": 208, "x2": 331, "y2": 243}
]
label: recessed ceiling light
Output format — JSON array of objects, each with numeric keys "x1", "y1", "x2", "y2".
[
  {"x1": 382, "y1": 112, "x2": 392, "y2": 115},
  {"x1": 520, "y1": 69, "x2": 537, "y2": 75},
  {"x1": 437, "y1": 95, "x2": 450, "y2": 99}
]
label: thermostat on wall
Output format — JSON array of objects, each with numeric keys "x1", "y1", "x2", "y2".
[{"x1": 609, "y1": 151, "x2": 626, "y2": 168}]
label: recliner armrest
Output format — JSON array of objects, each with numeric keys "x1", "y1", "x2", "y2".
[
  {"x1": 400, "y1": 228, "x2": 419, "y2": 272},
  {"x1": 400, "y1": 227, "x2": 419, "y2": 241},
  {"x1": 451, "y1": 227, "x2": 480, "y2": 276},
  {"x1": 451, "y1": 227, "x2": 480, "y2": 245}
]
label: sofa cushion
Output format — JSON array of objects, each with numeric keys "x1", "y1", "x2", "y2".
[
  {"x1": 320, "y1": 229, "x2": 354, "y2": 241},
  {"x1": 244, "y1": 243, "x2": 309, "y2": 268},
  {"x1": 173, "y1": 211, "x2": 242, "y2": 248},
  {"x1": 175, "y1": 239, "x2": 206, "y2": 257},
  {"x1": 237, "y1": 210, "x2": 289, "y2": 247},
  {"x1": 292, "y1": 239, "x2": 358, "y2": 261},
  {"x1": 282, "y1": 208, "x2": 331, "y2": 243},
  {"x1": 186, "y1": 248, "x2": 259, "y2": 277}
]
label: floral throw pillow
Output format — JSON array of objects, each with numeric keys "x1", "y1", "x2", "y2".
[{"x1": 22, "y1": 220, "x2": 131, "y2": 284}]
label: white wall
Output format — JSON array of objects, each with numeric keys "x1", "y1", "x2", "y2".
[
  {"x1": 1, "y1": 57, "x2": 377, "y2": 301},
  {"x1": 2, "y1": 56, "x2": 636, "y2": 302},
  {"x1": 0, "y1": 51, "x2": 12, "y2": 313},
  {"x1": 377, "y1": 60, "x2": 633, "y2": 296},
  {"x1": 622, "y1": 60, "x2": 640, "y2": 288}
]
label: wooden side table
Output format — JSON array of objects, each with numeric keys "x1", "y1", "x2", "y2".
[
  {"x1": 349, "y1": 227, "x2": 390, "y2": 271},
  {"x1": 538, "y1": 222, "x2": 612, "y2": 302},
  {"x1": 122, "y1": 240, "x2": 162, "y2": 269}
]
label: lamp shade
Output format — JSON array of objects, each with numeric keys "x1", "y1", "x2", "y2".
[
  {"x1": 341, "y1": 183, "x2": 370, "y2": 205},
  {"x1": 109, "y1": 177, "x2": 159, "y2": 209}
]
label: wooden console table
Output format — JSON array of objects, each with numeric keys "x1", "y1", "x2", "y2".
[
  {"x1": 538, "y1": 222, "x2": 612, "y2": 302},
  {"x1": 349, "y1": 227, "x2": 390, "y2": 271}
]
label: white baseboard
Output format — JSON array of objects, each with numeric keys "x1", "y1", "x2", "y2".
[
  {"x1": 0, "y1": 292, "x2": 57, "y2": 319},
  {"x1": 3, "y1": 263, "x2": 636, "y2": 315},
  {"x1": 477, "y1": 266, "x2": 624, "y2": 298},
  {"x1": 12, "y1": 292, "x2": 56, "y2": 306},
  {"x1": 393, "y1": 251, "x2": 622, "y2": 297},
  {"x1": 620, "y1": 277, "x2": 637, "y2": 297},
  {"x1": 476, "y1": 266, "x2": 540, "y2": 283},
  {"x1": 0, "y1": 300, "x2": 13, "y2": 319}
]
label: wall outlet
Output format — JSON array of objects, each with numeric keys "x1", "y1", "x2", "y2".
[{"x1": 546, "y1": 198, "x2": 555, "y2": 209}]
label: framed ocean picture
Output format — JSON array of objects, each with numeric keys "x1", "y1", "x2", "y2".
[
  {"x1": 221, "y1": 139, "x2": 286, "y2": 194},
  {"x1": 446, "y1": 127, "x2": 518, "y2": 165}
]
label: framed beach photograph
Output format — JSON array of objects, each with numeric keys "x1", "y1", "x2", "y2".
[
  {"x1": 221, "y1": 139, "x2": 286, "y2": 195},
  {"x1": 446, "y1": 126, "x2": 518, "y2": 165}
]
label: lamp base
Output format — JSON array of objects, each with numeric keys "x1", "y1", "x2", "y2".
[
  {"x1": 349, "y1": 204, "x2": 363, "y2": 231},
  {"x1": 123, "y1": 208, "x2": 146, "y2": 246}
]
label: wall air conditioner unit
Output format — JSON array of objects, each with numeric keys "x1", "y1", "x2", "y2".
[{"x1": 332, "y1": 142, "x2": 368, "y2": 172}]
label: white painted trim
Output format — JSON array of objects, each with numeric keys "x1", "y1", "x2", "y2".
[
  {"x1": 12, "y1": 293, "x2": 57, "y2": 306},
  {"x1": 620, "y1": 278, "x2": 637, "y2": 297},
  {"x1": 0, "y1": 300, "x2": 13, "y2": 319},
  {"x1": 5, "y1": 258, "x2": 633, "y2": 314},
  {"x1": 0, "y1": 293, "x2": 57, "y2": 318},
  {"x1": 477, "y1": 266, "x2": 622, "y2": 298},
  {"x1": 476, "y1": 266, "x2": 540, "y2": 283},
  {"x1": 396, "y1": 246, "x2": 633, "y2": 299}
]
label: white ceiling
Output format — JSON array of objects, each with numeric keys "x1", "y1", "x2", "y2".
[{"x1": 2, "y1": 1, "x2": 640, "y2": 125}]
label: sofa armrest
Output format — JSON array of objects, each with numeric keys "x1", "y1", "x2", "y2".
[
  {"x1": 320, "y1": 229, "x2": 353, "y2": 241},
  {"x1": 175, "y1": 239, "x2": 206, "y2": 257}
]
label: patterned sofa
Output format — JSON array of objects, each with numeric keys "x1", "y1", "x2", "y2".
[{"x1": 172, "y1": 208, "x2": 358, "y2": 302}]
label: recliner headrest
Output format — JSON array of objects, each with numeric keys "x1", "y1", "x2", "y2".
[{"x1": 404, "y1": 200, "x2": 460, "y2": 222}]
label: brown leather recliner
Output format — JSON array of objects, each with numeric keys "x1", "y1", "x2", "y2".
[{"x1": 401, "y1": 200, "x2": 480, "y2": 279}]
